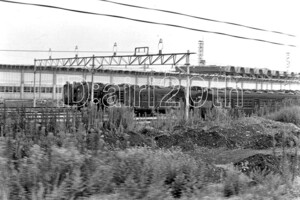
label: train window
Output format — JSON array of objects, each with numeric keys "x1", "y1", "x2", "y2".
[
  {"x1": 49, "y1": 88, "x2": 53, "y2": 93},
  {"x1": 0, "y1": 86, "x2": 5, "y2": 92}
]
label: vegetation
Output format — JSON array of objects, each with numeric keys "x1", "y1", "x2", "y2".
[
  {"x1": 0, "y1": 103, "x2": 300, "y2": 199},
  {"x1": 267, "y1": 106, "x2": 300, "y2": 126}
]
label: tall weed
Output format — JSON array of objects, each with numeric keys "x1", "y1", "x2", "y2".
[{"x1": 268, "y1": 106, "x2": 300, "y2": 126}]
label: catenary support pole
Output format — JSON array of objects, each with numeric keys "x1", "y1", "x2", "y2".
[
  {"x1": 39, "y1": 64, "x2": 42, "y2": 100},
  {"x1": 20, "y1": 68, "x2": 24, "y2": 99},
  {"x1": 53, "y1": 67, "x2": 57, "y2": 104},
  {"x1": 33, "y1": 59, "x2": 37, "y2": 107},
  {"x1": 90, "y1": 55, "x2": 95, "y2": 107},
  {"x1": 185, "y1": 50, "x2": 190, "y2": 120}
]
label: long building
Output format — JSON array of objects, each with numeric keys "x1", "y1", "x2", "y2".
[{"x1": 0, "y1": 64, "x2": 300, "y2": 104}]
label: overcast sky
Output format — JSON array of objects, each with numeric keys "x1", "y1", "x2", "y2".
[{"x1": 0, "y1": 0, "x2": 299, "y2": 72}]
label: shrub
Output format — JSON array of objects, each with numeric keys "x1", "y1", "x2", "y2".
[
  {"x1": 106, "y1": 106, "x2": 136, "y2": 131},
  {"x1": 111, "y1": 147, "x2": 207, "y2": 199},
  {"x1": 222, "y1": 165, "x2": 254, "y2": 198},
  {"x1": 268, "y1": 106, "x2": 300, "y2": 126},
  {"x1": 205, "y1": 107, "x2": 233, "y2": 126},
  {"x1": 5, "y1": 144, "x2": 89, "y2": 199}
]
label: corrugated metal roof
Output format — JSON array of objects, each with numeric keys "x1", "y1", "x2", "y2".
[{"x1": 0, "y1": 64, "x2": 300, "y2": 81}]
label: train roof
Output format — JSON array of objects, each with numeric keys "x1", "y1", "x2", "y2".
[
  {"x1": 208, "y1": 88, "x2": 300, "y2": 98},
  {"x1": 176, "y1": 65, "x2": 300, "y2": 79}
]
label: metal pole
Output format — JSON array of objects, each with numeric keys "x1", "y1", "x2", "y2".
[
  {"x1": 286, "y1": 52, "x2": 290, "y2": 90},
  {"x1": 20, "y1": 68, "x2": 24, "y2": 99},
  {"x1": 53, "y1": 67, "x2": 58, "y2": 106},
  {"x1": 185, "y1": 50, "x2": 190, "y2": 120},
  {"x1": 33, "y1": 59, "x2": 36, "y2": 107},
  {"x1": 39, "y1": 64, "x2": 42, "y2": 100},
  {"x1": 90, "y1": 55, "x2": 95, "y2": 107},
  {"x1": 225, "y1": 76, "x2": 227, "y2": 107}
]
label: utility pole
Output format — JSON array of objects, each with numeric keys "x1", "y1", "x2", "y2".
[
  {"x1": 33, "y1": 59, "x2": 36, "y2": 107},
  {"x1": 39, "y1": 64, "x2": 42, "y2": 100},
  {"x1": 90, "y1": 55, "x2": 95, "y2": 107},
  {"x1": 286, "y1": 52, "x2": 290, "y2": 90},
  {"x1": 198, "y1": 40, "x2": 204, "y2": 66},
  {"x1": 185, "y1": 50, "x2": 190, "y2": 120}
]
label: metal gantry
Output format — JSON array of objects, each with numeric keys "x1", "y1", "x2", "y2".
[
  {"x1": 35, "y1": 53, "x2": 192, "y2": 68},
  {"x1": 34, "y1": 48, "x2": 194, "y2": 119}
]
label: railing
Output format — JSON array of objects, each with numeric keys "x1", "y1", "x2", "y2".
[{"x1": 0, "y1": 107, "x2": 81, "y2": 122}]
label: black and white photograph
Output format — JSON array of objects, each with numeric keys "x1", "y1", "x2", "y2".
[{"x1": 0, "y1": 0, "x2": 300, "y2": 199}]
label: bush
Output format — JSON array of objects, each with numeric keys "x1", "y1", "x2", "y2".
[
  {"x1": 6, "y1": 144, "x2": 89, "y2": 199},
  {"x1": 2, "y1": 139, "x2": 222, "y2": 199},
  {"x1": 111, "y1": 147, "x2": 206, "y2": 199},
  {"x1": 106, "y1": 106, "x2": 136, "y2": 131},
  {"x1": 268, "y1": 106, "x2": 300, "y2": 126}
]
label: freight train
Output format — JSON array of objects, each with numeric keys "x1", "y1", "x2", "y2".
[
  {"x1": 63, "y1": 82, "x2": 213, "y2": 114},
  {"x1": 63, "y1": 82, "x2": 300, "y2": 116}
]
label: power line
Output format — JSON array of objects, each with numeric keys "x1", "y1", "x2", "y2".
[
  {"x1": 0, "y1": 0, "x2": 296, "y2": 48},
  {"x1": 0, "y1": 49, "x2": 133, "y2": 53},
  {"x1": 98, "y1": 0, "x2": 296, "y2": 38}
]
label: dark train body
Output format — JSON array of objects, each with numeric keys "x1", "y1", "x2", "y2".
[
  {"x1": 210, "y1": 88, "x2": 300, "y2": 115},
  {"x1": 63, "y1": 82, "x2": 300, "y2": 116},
  {"x1": 63, "y1": 82, "x2": 212, "y2": 114}
]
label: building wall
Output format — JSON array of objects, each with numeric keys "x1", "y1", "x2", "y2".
[{"x1": 0, "y1": 65, "x2": 300, "y2": 102}]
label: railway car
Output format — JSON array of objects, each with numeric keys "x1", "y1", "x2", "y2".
[
  {"x1": 209, "y1": 88, "x2": 300, "y2": 115},
  {"x1": 63, "y1": 82, "x2": 211, "y2": 115},
  {"x1": 63, "y1": 82, "x2": 300, "y2": 116}
]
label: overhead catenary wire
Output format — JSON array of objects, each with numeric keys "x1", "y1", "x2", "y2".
[
  {"x1": 0, "y1": 0, "x2": 296, "y2": 48},
  {"x1": 98, "y1": 0, "x2": 296, "y2": 38},
  {"x1": 0, "y1": 49, "x2": 134, "y2": 53}
]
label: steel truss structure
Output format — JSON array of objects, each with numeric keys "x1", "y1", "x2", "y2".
[
  {"x1": 35, "y1": 53, "x2": 192, "y2": 69},
  {"x1": 34, "y1": 49, "x2": 195, "y2": 118}
]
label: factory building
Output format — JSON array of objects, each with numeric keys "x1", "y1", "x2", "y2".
[{"x1": 0, "y1": 64, "x2": 300, "y2": 106}]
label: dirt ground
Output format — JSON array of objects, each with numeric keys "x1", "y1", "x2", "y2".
[
  {"x1": 147, "y1": 117, "x2": 299, "y2": 150},
  {"x1": 103, "y1": 116, "x2": 300, "y2": 174}
]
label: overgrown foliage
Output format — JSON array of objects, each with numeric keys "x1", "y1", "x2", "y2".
[
  {"x1": 0, "y1": 105, "x2": 300, "y2": 199},
  {"x1": 268, "y1": 106, "x2": 300, "y2": 126}
]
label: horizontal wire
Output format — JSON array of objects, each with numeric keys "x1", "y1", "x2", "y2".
[
  {"x1": 0, "y1": 0, "x2": 296, "y2": 48},
  {"x1": 99, "y1": 0, "x2": 296, "y2": 37},
  {"x1": 0, "y1": 49, "x2": 133, "y2": 53}
]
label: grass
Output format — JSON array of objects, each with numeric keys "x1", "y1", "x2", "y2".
[
  {"x1": 267, "y1": 106, "x2": 300, "y2": 126},
  {"x1": 1, "y1": 104, "x2": 300, "y2": 199}
]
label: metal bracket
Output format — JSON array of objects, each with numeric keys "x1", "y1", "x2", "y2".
[{"x1": 134, "y1": 47, "x2": 149, "y2": 55}]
